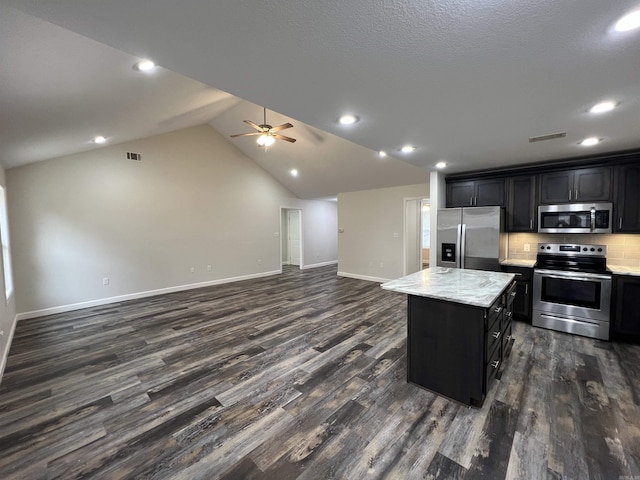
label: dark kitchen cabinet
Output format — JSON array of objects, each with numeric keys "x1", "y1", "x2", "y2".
[
  {"x1": 612, "y1": 274, "x2": 640, "y2": 344},
  {"x1": 614, "y1": 164, "x2": 640, "y2": 233},
  {"x1": 501, "y1": 265, "x2": 532, "y2": 323},
  {"x1": 539, "y1": 167, "x2": 611, "y2": 204},
  {"x1": 506, "y1": 175, "x2": 537, "y2": 232},
  {"x1": 407, "y1": 280, "x2": 516, "y2": 407},
  {"x1": 447, "y1": 178, "x2": 505, "y2": 207}
]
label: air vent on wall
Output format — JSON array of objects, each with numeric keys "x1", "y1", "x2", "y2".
[
  {"x1": 126, "y1": 152, "x2": 142, "y2": 161},
  {"x1": 528, "y1": 132, "x2": 567, "y2": 143}
]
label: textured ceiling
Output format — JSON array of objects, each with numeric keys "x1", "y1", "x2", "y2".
[{"x1": 2, "y1": 1, "x2": 640, "y2": 197}]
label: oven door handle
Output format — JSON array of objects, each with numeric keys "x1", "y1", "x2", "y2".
[{"x1": 534, "y1": 269, "x2": 612, "y2": 281}]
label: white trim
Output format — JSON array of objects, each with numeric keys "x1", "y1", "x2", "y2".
[
  {"x1": 301, "y1": 260, "x2": 338, "y2": 270},
  {"x1": 337, "y1": 271, "x2": 391, "y2": 283},
  {"x1": 0, "y1": 314, "x2": 18, "y2": 385},
  {"x1": 16, "y1": 269, "x2": 282, "y2": 321}
]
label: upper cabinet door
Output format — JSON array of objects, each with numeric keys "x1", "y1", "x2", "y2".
[
  {"x1": 615, "y1": 164, "x2": 640, "y2": 233},
  {"x1": 474, "y1": 179, "x2": 505, "y2": 207},
  {"x1": 507, "y1": 175, "x2": 537, "y2": 232},
  {"x1": 446, "y1": 181, "x2": 475, "y2": 207},
  {"x1": 539, "y1": 171, "x2": 573, "y2": 203},
  {"x1": 540, "y1": 167, "x2": 611, "y2": 204},
  {"x1": 574, "y1": 167, "x2": 611, "y2": 202}
]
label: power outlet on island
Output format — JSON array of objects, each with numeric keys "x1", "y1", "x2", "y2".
[{"x1": 524, "y1": 243, "x2": 530, "y2": 252}]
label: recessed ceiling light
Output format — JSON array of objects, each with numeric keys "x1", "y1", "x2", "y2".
[
  {"x1": 589, "y1": 101, "x2": 616, "y2": 114},
  {"x1": 435, "y1": 161, "x2": 447, "y2": 169},
  {"x1": 290, "y1": 169, "x2": 299, "y2": 177},
  {"x1": 134, "y1": 59, "x2": 156, "y2": 72},
  {"x1": 615, "y1": 10, "x2": 640, "y2": 32},
  {"x1": 401, "y1": 145, "x2": 416, "y2": 153},
  {"x1": 580, "y1": 137, "x2": 600, "y2": 147},
  {"x1": 378, "y1": 150, "x2": 387, "y2": 158},
  {"x1": 339, "y1": 114, "x2": 359, "y2": 125},
  {"x1": 93, "y1": 135, "x2": 107, "y2": 144}
]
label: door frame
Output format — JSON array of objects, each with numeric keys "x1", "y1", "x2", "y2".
[
  {"x1": 403, "y1": 197, "x2": 430, "y2": 275},
  {"x1": 280, "y1": 206, "x2": 303, "y2": 269}
]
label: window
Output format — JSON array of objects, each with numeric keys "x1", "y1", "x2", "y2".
[{"x1": 0, "y1": 186, "x2": 13, "y2": 301}]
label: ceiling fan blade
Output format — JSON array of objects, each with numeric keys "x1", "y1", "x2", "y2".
[
  {"x1": 273, "y1": 134, "x2": 297, "y2": 143},
  {"x1": 243, "y1": 120, "x2": 263, "y2": 131},
  {"x1": 270, "y1": 122, "x2": 294, "y2": 132},
  {"x1": 230, "y1": 132, "x2": 261, "y2": 138}
]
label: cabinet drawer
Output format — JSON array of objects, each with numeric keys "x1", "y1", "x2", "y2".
[{"x1": 504, "y1": 282, "x2": 517, "y2": 310}]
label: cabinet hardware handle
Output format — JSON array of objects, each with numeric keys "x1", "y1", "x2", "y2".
[
  {"x1": 530, "y1": 219, "x2": 533, "y2": 230},
  {"x1": 494, "y1": 306, "x2": 503, "y2": 314},
  {"x1": 470, "y1": 196, "x2": 474, "y2": 206},
  {"x1": 506, "y1": 335, "x2": 511, "y2": 341},
  {"x1": 619, "y1": 217, "x2": 623, "y2": 229},
  {"x1": 525, "y1": 284, "x2": 528, "y2": 294},
  {"x1": 491, "y1": 360, "x2": 500, "y2": 369},
  {"x1": 569, "y1": 189, "x2": 572, "y2": 201},
  {"x1": 510, "y1": 291, "x2": 516, "y2": 298},
  {"x1": 492, "y1": 331, "x2": 501, "y2": 338},
  {"x1": 574, "y1": 189, "x2": 578, "y2": 200},
  {"x1": 506, "y1": 311, "x2": 513, "y2": 317}
]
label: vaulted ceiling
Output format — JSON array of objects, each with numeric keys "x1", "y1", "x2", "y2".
[{"x1": 2, "y1": 1, "x2": 639, "y2": 198}]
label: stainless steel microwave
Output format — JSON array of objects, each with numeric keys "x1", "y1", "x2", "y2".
[{"x1": 538, "y1": 203, "x2": 612, "y2": 234}]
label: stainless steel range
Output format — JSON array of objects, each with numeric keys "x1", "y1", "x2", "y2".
[{"x1": 532, "y1": 243, "x2": 612, "y2": 340}]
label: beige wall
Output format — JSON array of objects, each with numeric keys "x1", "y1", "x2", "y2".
[
  {"x1": 337, "y1": 183, "x2": 429, "y2": 282},
  {"x1": 0, "y1": 166, "x2": 17, "y2": 382},
  {"x1": 508, "y1": 232, "x2": 640, "y2": 267},
  {"x1": 7, "y1": 124, "x2": 337, "y2": 316}
]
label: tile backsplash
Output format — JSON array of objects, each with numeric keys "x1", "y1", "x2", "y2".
[{"x1": 508, "y1": 233, "x2": 640, "y2": 267}]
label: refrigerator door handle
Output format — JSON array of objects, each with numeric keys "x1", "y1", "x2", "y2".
[
  {"x1": 460, "y1": 223, "x2": 466, "y2": 269},
  {"x1": 456, "y1": 224, "x2": 462, "y2": 269}
]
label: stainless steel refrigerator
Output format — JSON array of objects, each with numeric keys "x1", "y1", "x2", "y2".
[{"x1": 436, "y1": 206, "x2": 506, "y2": 272}]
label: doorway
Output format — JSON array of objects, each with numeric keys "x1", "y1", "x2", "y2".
[
  {"x1": 404, "y1": 198, "x2": 430, "y2": 275},
  {"x1": 281, "y1": 208, "x2": 302, "y2": 268}
]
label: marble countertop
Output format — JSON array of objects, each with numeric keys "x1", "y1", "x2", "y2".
[
  {"x1": 501, "y1": 258, "x2": 536, "y2": 268},
  {"x1": 381, "y1": 267, "x2": 516, "y2": 308},
  {"x1": 608, "y1": 265, "x2": 640, "y2": 276}
]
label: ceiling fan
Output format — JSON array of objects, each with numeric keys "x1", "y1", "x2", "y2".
[{"x1": 230, "y1": 107, "x2": 296, "y2": 147}]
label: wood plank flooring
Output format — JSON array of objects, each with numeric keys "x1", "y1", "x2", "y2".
[{"x1": 1, "y1": 265, "x2": 639, "y2": 479}]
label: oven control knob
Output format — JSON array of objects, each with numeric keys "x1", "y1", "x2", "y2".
[
  {"x1": 583, "y1": 247, "x2": 587, "y2": 251},
  {"x1": 597, "y1": 248, "x2": 603, "y2": 252},
  {"x1": 590, "y1": 248, "x2": 595, "y2": 251},
  {"x1": 546, "y1": 246, "x2": 551, "y2": 250},
  {"x1": 540, "y1": 245, "x2": 545, "y2": 250}
]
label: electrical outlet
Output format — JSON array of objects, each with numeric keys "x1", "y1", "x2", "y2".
[
  {"x1": 0, "y1": 330, "x2": 4, "y2": 336},
  {"x1": 258, "y1": 258, "x2": 262, "y2": 265},
  {"x1": 524, "y1": 243, "x2": 530, "y2": 252},
  {"x1": 102, "y1": 277, "x2": 109, "y2": 286},
  {"x1": 393, "y1": 232, "x2": 399, "y2": 238},
  {"x1": 207, "y1": 265, "x2": 212, "y2": 272},
  {"x1": 190, "y1": 267, "x2": 195, "y2": 273},
  {"x1": 380, "y1": 262, "x2": 384, "y2": 268}
]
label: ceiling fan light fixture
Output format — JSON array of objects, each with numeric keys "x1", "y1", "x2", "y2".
[{"x1": 257, "y1": 133, "x2": 275, "y2": 147}]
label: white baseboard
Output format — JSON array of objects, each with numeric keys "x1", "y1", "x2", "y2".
[
  {"x1": 337, "y1": 271, "x2": 391, "y2": 283},
  {"x1": 16, "y1": 269, "x2": 282, "y2": 321},
  {"x1": 301, "y1": 260, "x2": 338, "y2": 270},
  {"x1": 0, "y1": 314, "x2": 18, "y2": 385}
]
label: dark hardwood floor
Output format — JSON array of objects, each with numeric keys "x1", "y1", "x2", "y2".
[{"x1": 1, "y1": 265, "x2": 639, "y2": 479}]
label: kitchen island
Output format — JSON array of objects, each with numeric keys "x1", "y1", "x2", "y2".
[{"x1": 382, "y1": 267, "x2": 516, "y2": 407}]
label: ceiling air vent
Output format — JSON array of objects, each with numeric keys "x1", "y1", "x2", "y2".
[
  {"x1": 126, "y1": 152, "x2": 142, "y2": 161},
  {"x1": 528, "y1": 132, "x2": 567, "y2": 143}
]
